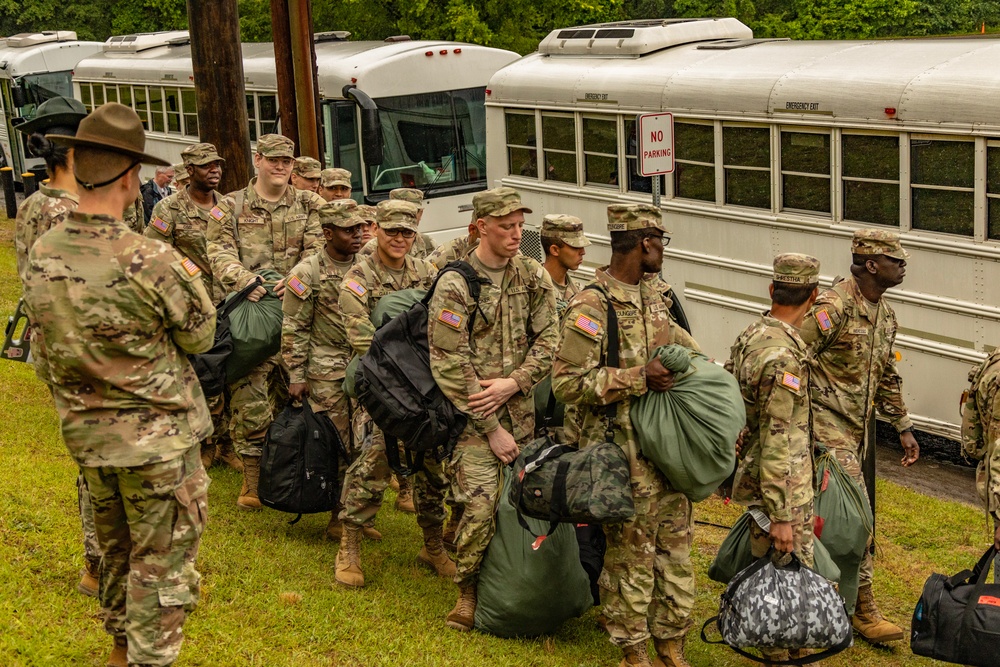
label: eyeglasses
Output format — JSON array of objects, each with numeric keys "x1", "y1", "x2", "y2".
[
  {"x1": 383, "y1": 227, "x2": 416, "y2": 239},
  {"x1": 646, "y1": 233, "x2": 671, "y2": 247}
]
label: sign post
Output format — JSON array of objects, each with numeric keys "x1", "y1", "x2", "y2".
[{"x1": 637, "y1": 112, "x2": 675, "y2": 208}]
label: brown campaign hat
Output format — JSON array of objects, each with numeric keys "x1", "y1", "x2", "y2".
[
  {"x1": 48, "y1": 102, "x2": 169, "y2": 167},
  {"x1": 541, "y1": 214, "x2": 591, "y2": 249},
  {"x1": 852, "y1": 228, "x2": 909, "y2": 260},
  {"x1": 773, "y1": 253, "x2": 820, "y2": 285},
  {"x1": 181, "y1": 142, "x2": 224, "y2": 167}
]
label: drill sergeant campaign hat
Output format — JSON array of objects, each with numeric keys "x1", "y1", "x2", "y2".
[
  {"x1": 321, "y1": 167, "x2": 352, "y2": 188},
  {"x1": 606, "y1": 203, "x2": 669, "y2": 234},
  {"x1": 773, "y1": 253, "x2": 820, "y2": 285},
  {"x1": 48, "y1": 102, "x2": 170, "y2": 190},
  {"x1": 293, "y1": 156, "x2": 321, "y2": 179},
  {"x1": 851, "y1": 228, "x2": 910, "y2": 260},
  {"x1": 255, "y1": 133, "x2": 295, "y2": 158},
  {"x1": 14, "y1": 96, "x2": 87, "y2": 136},
  {"x1": 376, "y1": 199, "x2": 419, "y2": 231},
  {"x1": 318, "y1": 199, "x2": 362, "y2": 228},
  {"x1": 541, "y1": 214, "x2": 591, "y2": 249},
  {"x1": 472, "y1": 186, "x2": 532, "y2": 219},
  {"x1": 390, "y1": 188, "x2": 425, "y2": 207},
  {"x1": 181, "y1": 142, "x2": 224, "y2": 167}
]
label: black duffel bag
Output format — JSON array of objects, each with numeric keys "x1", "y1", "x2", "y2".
[{"x1": 911, "y1": 546, "x2": 1000, "y2": 667}]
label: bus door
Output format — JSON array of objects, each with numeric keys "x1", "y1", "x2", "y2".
[
  {"x1": 0, "y1": 79, "x2": 21, "y2": 171},
  {"x1": 321, "y1": 100, "x2": 366, "y2": 203}
]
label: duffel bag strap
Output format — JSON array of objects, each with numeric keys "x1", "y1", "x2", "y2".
[
  {"x1": 514, "y1": 505, "x2": 559, "y2": 550},
  {"x1": 384, "y1": 433, "x2": 417, "y2": 477},
  {"x1": 217, "y1": 276, "x2": 264, "y2": 321},
  {"x1": 583, "y1": 284, "x2": 621, "y2": 441},
  {"x1": 698, "y1": 616, "x2": 852, "y2": 667},
  {"x1": 958, "y1": 546, "x2": 1000, "y2": 650}
]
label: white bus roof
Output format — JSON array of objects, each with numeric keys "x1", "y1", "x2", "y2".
[
  {"x1": 0, "y1": 33, "x2": 103, "y2": 79},
  {"x1": 74, "y1": 33, "x2": 520, "y2": 98},
  {"x1": 489, "y1": 22, "x2": 1000, "y2": 131}
]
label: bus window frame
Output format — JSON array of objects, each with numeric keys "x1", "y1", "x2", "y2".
[
  {"x1": 778, "y1": 126, "x2": 833, "y2": 217},
  {"x1": 581, "y1": 113, "x2": 618, "y2": 190},
  {"x1": 909, "y1": 133, "x2": 975, "y2": 238},
  {"x1": 721, "y1": 121, "x2": 772, "y2": 211},
  {"x1": 672, "y1": 118, "x2": 716, "y2": 204}
]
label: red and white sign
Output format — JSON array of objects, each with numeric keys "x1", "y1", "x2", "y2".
[{"x1": 637, "y1": 112, "x2": 675, "y2": 176}]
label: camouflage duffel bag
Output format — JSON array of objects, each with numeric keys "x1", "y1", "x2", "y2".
[
  {"x1": 510, "y1": 436, "x2": 634, "y2": 533},
  {"x1": 701, "y1": 551, "x2": 853, "y2": 665}
]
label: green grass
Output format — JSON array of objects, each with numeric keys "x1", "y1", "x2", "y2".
[{"x1": 0, "y1": 214, "x2": 985, "y2": 666}]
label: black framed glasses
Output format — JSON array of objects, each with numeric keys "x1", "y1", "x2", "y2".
[{"x1": 383, "y1": 227, "x2": 417, "y2": 239}]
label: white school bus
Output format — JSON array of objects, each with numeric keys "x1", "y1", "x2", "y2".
[
  {"x1": 485, "y1": 17, "x2": 1000, "y2": 440},
  {"x1": 72, "y1": 30, "x2": 520, "y2": 238}
]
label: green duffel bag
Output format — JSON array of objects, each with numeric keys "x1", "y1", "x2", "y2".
[
  {"x1": 630, "y1": 344, "x2": 745, "y2": 502},
  {"x1": 475, "y1": 470, "x2": 593, "y2": 637},
  {"x1": 224, "y1": 269, "x2": 285, "y2": 383},
  {"x1": 814, "y1": 449, "x2": 873, "y2": 614},
  {"x1": 343, "y1": 288, "x2": 427, "y2": 399},
  {"x1": 708, "y1": 510, "x2": 841, "y2": 585}
]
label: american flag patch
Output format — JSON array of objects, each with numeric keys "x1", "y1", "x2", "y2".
[
  {"x1": 181, "y1": 257, "x2": 200, "y2": 277},
  {"x1": 346, "y1": 280, "x2": 367, "y2": 297},
  {"x1": 573, "y1": 314, "x2": 601, "y2": 337},
  {"x1": 151, "y1": 216, "x2": 169, "y2": 233},
  {"x1": 287, "y1": 275, "x2": 307, "y2": 297},
  {"x1": 438, "y1": 309, "x2": 462, "y2": 329},
  {"x1": 209, "y1": 206, "x2": 225, "y2": 220},
  {"x1": 781, "y1": 372, "x2": 801, "y2": 391},
  {"x1": 815, "y1": 309, "x2": 833, "y2": 331}
]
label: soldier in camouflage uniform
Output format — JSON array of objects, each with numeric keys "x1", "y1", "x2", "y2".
[
  {"x1": 551, "y1": 204, "x2": 700, "y2": 667},
  {"x1": 961, "y1": 349, "x2": 1000, "y2": 553},
  {"x1": 123, "y1": 194, "x2": 145, "y2": 233},
  {"x1": 146, "y1": 143, "x2": 242, "y2": 474},
  {"x1": 291, "y1": 156, "x2": 322, "y2": 193},
  {"x1": 23, "y1": 102, "x2": 214, "y2": 667},
  {"x1": 206, "y1": 133, "x2": 324, "y2": 510},
  {"x1": 358, "y1": 188, "x2": 437, "y2": 259},
  {"x1": 427, "y1": 186, "x2": 558, "y2": 631},
  {"x1": 801, "y1": 228, "x2": 919, "y2": 643},
  {"x1": 335, "y1": 200, "x2": 457, "y2": 587},
  {"x1": 281, "y1": 199, "x2": 367, "y2": 540},
  {"x1": 319, "y1": 167, "x2": 353, "y2": 202},
  {"x1": 427, "y1": 216, "x2": 479, "y2": 269},
  {"x1": 12, "y1": 96, "x2": 102, "y2": 598},
  {"x1": 171, "y1": 162, "x2": 189, "y2": 190},
  {"x1": 357, "y1": 203, "x2": 377, "y2": 245},
  {"x1": 726, "y1": 254, "x2": 821, "y2": 664}
]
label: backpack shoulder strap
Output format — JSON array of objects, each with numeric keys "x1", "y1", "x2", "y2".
[
  {"x1": 583, "y1": 283, "x2": 620, "y2": 436},
  {"x1": 423, "y1": 260, "x2": 489, "y2": 333}
]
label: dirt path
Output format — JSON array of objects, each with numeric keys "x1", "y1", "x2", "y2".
[{"x1": 875, "y1": 442, "x2": 979, "y2": 508}]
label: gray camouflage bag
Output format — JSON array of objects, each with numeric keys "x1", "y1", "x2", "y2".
[{"x1": 701, "y1": 551, "x2": 853, "y2": 665}]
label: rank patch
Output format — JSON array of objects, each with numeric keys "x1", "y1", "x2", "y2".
[
  {"x1": 287, "y1": 275, "x2": 307, "y2": 297},
  {"x1": 346, "y1": 280, "x2": 367, "y2": 297},
  {"x1": 181, "y1": 257, "x2": 200, "y2": 277},
  {"x1": 781, "y1": 372, "x2": 801, "y2": 391},
  {"x1": 209, "y1": 206, "x2": 225, "y2": 220},
  {"x1": 815, "y1": 309, "x2": 833, "y2": 331},
  {"x1": 573, "y1": 314, "x2": 601, "y2": 337},
  {"x1": 151, "y1": 216, "x2": 169, "y2": 233},
  {"x1": 438, "y1": 309, "x2": 462, "y2": 329}
]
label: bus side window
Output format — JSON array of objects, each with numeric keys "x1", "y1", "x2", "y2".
[
  {"x1": 505, "y1": 110, "x2": 536, "y2": 178},
  {"x1": 541, "y1": 113, "x2": 576, "y2": 184},
  {"x1": 780, "y1": 130, "x2": 830, "y2": 214},
  {"x1": 674, "y1": 121, "x2": 715, "y2": 202},
  {"x1": 625, "y1": 119, "x2": 654, "y2": 194},
  {"x1": 583, "y1": 116, "x2": 617, "y2": 188},
  {"x1": 910, "y1": 137, "x2": 974, "y2": 237},
  {"x1": 989, "y1": 141, "x2": 1000, "y2": 240},
  {"x1": 842, "y1": 134, "x2": 899, "y2": 228},
  {"x1": 723, "y1": 124, "x2": 770, "y2": 209}
]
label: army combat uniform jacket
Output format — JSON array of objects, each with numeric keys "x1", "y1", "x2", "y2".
[
  {"x1": 14, "y1": 183, "x2": 78, "y2": 283},
  {"x1": 427, "y1": 234, "x2": 478, "y2": 270},
  {"x1": 962, "y1": 348, "x2": 1000, "y2": 523}
]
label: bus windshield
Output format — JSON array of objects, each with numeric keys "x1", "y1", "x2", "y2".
[
  {"x1": 368, "y1": 86, "x2": 487, "y2": 195},
  {"x1": 16, "y1": 71, "x2": 74, "y2": 118}
]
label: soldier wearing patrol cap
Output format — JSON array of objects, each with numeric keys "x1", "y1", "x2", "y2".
[
  {"x1": 726, "y1": 253, "x2": 821, "y2": 665},
  {"x1": 206, "y1": 132, "x2": 324, "y2": 510},
  {"x1": 171, "y1": 162, "x2": 189, "y2": 190},
  {"x1": 801, "y1": 228, "x2": 918, "y2": 644},
  {"x1": 319, "y1": 167, "x2": 353, "y2": 201},
  {"x1": 357, "y1": 203, "x2": 377, "y2": 244},
  {"x1": 359, "y1": 187, "x2": 438, "y2": 259},
  {"x1": 291, "y1": 156, "x2": 322, "y2": 193},
  {"x1": 335, "y1": 199, "x2": 456, "y2": 587},
  {"x1": 540, "y1": 213, "x2": 591, "y2": 319},
  {"x1": 22, "y1": 102, "x2": 215, "y2": 667},
  {"x1": 552, "y1": 203, "x2": 701, "y2": 667}
]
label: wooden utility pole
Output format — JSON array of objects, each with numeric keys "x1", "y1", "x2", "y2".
[
  {"x1": 287, "y1": 0, "x2": 322, "y2": 161},
  {"x1": 187, "y1": 0, "x2": 252, "y2": 194},
  {"x1": 269, "y1": 0, "x2": 299, "y2": 152}
]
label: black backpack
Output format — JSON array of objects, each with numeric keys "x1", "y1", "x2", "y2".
[
  {"x1": 188, "y1": 277, "x2": 261, "y2": 397},
  {"x1": 354, "y1": 260, "x2": 487, "y2": 476},
  {"x1": 258, "y1": 400, "x2": 348, "y2": 522}
]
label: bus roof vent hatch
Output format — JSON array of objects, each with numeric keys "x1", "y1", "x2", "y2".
[
  {"x1": 3, "y1": 31, "x2": 79, "y2": 48},
  {"x1": 104, "y1": 30, "x2": 190, "y2": 53},
  {"x1": 538, "y1": 18, "x2": 752, "y2": 57}
]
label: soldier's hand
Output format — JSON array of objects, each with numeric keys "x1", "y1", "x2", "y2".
[
  {"x1": 246, "y1": 285, "x2": 267, "y2": 302},
  {"x1": 289, "y1": 382, "x2": 309, "y2": 402},
  {"x1": 770, "y1": 521, "x2": 795, "y2": 554},
  {"x1": 645, "y1": 356, "x2": 675, "y2": 392},
  {"x1": 470, "y1": 378, "x2": 520, "y2": 417},
  {"x1": 486, "y1": 426, "x2": 519, "y2": 465},
  {"x1": 899, "y1": 430, "x2": 920, "y2": 467},
  {"x1": 735, "y1": 427, "x2": 747, "y2": 457},
  {"x1": 273, "y1": 278, "x2": 286, "y2": 300}
]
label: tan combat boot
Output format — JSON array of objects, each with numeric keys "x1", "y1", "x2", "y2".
[
  {"x1": 325, "y1": 511, "x2": 343, "y2": 541},
  {"x1": 652, "y1": 637, "x2": 691, "y2": 667},
  {"x1": 217, "y1": 439, "x2": 244, "y2": 472},
  {"x1": 395, "y1": 476, "x2": 416, "y2": 513},
  {"x1": 620, "y1": 642, "x2": 653, "y2": 667},
  {"x1": 445, "y1": 582, "x2": 477, "y2": 631},
  {"x1": 362, "y1": 524, "x2": 383, "y2": 541},
  {"x1": 106, "y1": 635, "x2": 127, "y2": 667},
  {"x1": 236, "y1": 456, "x2": 262, "y2": 510},
  {"x1": 335, "y1": 524, "x2": 365, "y2": 588},
  {"x1": 389, "y1": 474, "x2": 401, "y2": 492},
  {"x1": 852, "y1": 583, "x2": 904, "y2": 643},
  {"x1": 200, "y1": 440, "x2": 216, "y2": 469},
  {"x1": 418, "y1": 525, "x2": 458, "y2": 578},
  {"x1": 77, "y1": 556, "x2": 100, "y2": 597}
]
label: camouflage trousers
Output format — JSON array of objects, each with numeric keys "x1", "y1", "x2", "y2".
[
  {"x1": 82, "y1": 445, "x2": 208, "y2": 667},
  {"x1": 599, "y1": 473, "x2": 695, "y2": 646},
  {"x1": 829, "y1": 446, "x2": 874, "y2": 587},
  {"x1": 307, "y1": 377, "x2": 353, "y2": 456},
  {"x1": 228, "y1": 357, "x2": 288, "y2": 458},
  {"x1": 78, "y1": 470, "x2": 101, "y2": 561},
  {"x1": 449, "y1": 429, "x2": 504, "y2": 586}
]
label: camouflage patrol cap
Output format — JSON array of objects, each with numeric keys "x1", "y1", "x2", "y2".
[
  {"x1": 172, "y1": 163, "x2": 189, "y2": 185},
  {"x1": 356, "y1": 204, "x2": 377, "y2": 223},
  {"x1": 472, "y1": 186, "x2": 532, "y2": 219},
  {"x1": 181, "y1": 142, "x2": 224, "y2": 167},
  {"x1": 321, "y1": 168, "x2": 352, "y2": 188},
  {"x1": 541, "y1": 214, "x2": 591, "y2": 249},
  {"x1": 256, "y1": 133, "x2": 295, "y2": 158},
  {"x1": 376, "y1": 199, "x2": 419, "y2": 231},
  {"x1": 390, "y1": 188, "x2": 425, "y2": 206},
  {"x1": 318, "y1": 199, "x2": 361, "y2": 228},
  {"x1": 293, "y1": 156, "x2": 321, "y2": 179},
  {"x1": 852, "y1": 228, "x2": 909, "y2": 260},
  {"x1": 773, "y1": 253, "x2": 820, "y2": 285},
  {"x1": 606, "y1": 203, "x2": 668, "y2": 234}
]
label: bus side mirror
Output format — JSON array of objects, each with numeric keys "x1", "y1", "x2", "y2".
[
  {"x1": 11, "y1": 85, "x2": 26, "y2": 109},
  {"x1": 343, "y1": 85, "x2": 383, "y2": 167}
]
